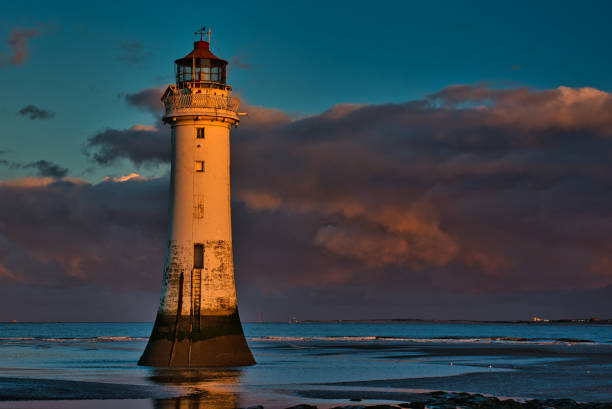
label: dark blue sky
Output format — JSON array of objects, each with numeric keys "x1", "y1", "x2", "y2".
[{"x1": 2, "y1": 0, "x2": 611, "y2": 182}]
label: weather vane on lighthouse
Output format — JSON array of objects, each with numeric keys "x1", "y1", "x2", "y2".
[
  {"x1": 194, "y1": 26, "x2": 212, "y2": 43},
  {"x1": 138, "y1": 28, "x2": 254, "y2": 368}
]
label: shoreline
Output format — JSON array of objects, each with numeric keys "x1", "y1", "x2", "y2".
[
  {"x1": 0, "y1": 374, "x2": 611, "y2": 408},
  {"x1": 1, "y1": 319, "x2": 611, "y2": 325},
  {"x1": 1, "y1": 389, "x2": 612, "y2": 409}
]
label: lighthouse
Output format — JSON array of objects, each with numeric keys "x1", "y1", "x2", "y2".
[{"x1": 139, "y1": 30, "x2": 255, "y2": 367}]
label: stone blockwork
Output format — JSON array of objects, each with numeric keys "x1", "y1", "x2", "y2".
[
  {"x1": 202, "y1": 240, "x2": 237, "y2": 314},
  {"x1": 157, "y1": 240, "x2": 237, "y2": 317},
  {"x1": 140, "y1": 236, "x2": 254, "y2": 367}
]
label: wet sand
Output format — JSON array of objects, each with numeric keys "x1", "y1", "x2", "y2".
[
  {"x1": 301, "y1": 342, "x2": 612, "y2": 402},
  {"x1": 0, "y1": 376, "x2": 182, "y2": 400},
  {"x1": 0, "y1": 341, "x2": 610, "y2": 408}
]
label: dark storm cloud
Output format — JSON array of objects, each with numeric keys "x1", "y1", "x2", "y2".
[
  {"x1": 18, "y1": 104, "x2": 55, "y2": 120},
  {"x1": 122, "y1": 87, "x2": 164, "y2": 117},
  {"x1": 23, "y1": 160, "x2": 68, "y2": 178},
  {"x1": 0, "y1": 176, "x2": 168, "y2": 291},
  {"x1": 3, "y1": 84, "x2": 612, "y2": 320},
  {"x1": 85, "y1": 87, "x2": 167, "y2": 165},
  {"x1": 84, "y1": 125, "x2": 169, "y2": 165}
]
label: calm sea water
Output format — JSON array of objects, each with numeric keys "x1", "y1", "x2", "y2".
[{"x1": 0, "y1": 322, "x2": 610, "y2": 408}]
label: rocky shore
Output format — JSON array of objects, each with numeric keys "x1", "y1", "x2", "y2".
[{"x1": 239, "y1": 391, "x2": 612, "y2": 409}]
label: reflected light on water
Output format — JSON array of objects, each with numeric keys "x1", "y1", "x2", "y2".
[{"x1": 150, "y1": 368, "x2": 242, "y2": 409}]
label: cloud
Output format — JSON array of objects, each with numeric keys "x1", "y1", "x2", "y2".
[
  {"x1": 121, "y1": 87, "x2": 164, "y2": 117},
  {"x1": 234, "y1": 85, "x2": 612, "y2": 294},
  {"x1": 238, "y1": 103, "x2": 292, "y2": 128},
  {"x1": 18, "y1": 105, "x2": 55, "y2": 120},
  {"x1": 2, "y1": 27, "x2": 41, "y2": 66},
  {"x1": 85, "y1": 87, "x2": 167, "y2": 165},
  {"x1": 117, "y1": 39, "x2": 149, "y2": 64},
  {"x1": 81, "y1": 84, "x2": 612, "y2": 298},
  {"x1": 313, "y1": 222, "x2": 458, "y2": 269},
  {"x1": 83, "y1": 101, "x2": 287, "y2": 167},
  {"x1": 4, "y1": 84, "x2": 612, "y2": 320},
  {"x1": 0, "y1": 176, "x2": 168, "y2": 292},
  {"x1": 84, "y1": 124, "x2": 169, "y2": 166},
  {"x1": 428, "y1": 85, "x2": 612, "y2": 134},
  {"x1": 230, "y1": 55, "x2": 251, "y2": 69},
  {"x1": 102, "y1": 172, "x2": 146, "y2": 183},
  {"x1": 23, "y1": 160, "x2": 68, "y2": 178}
]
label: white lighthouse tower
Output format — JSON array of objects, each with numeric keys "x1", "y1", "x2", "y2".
[{"x1": 139, "y1": 29, "x2": 255, "y2": 367}]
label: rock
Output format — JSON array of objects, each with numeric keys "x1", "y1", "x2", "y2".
[
  {"x1": 427, "y1": 403, "x2": 455, "y2": 409},
  {"x1": 330, "y1": 406, "x2": 366, "y2": 409},
  {"x1": 401, "y1": 403, "x2": 425, "y2": 409},
  {"x1": 523, "y1": 399, "x2": 544, "y2": 408},
  {"x1": 447, "y1": 392, "x2": 470, "y2": 405},
  {"x1": 398, "y1": 403, "x2": 426, "y2": 409},
  {"x1": 368, "y1": 405, "x2": 400, "y2": 409},
  {"x1": 542, "y1": 398, "x2": 577, "y2": 408},
  {"x1": 285, "y1": 405, "x2": 317, "y2": 409}
]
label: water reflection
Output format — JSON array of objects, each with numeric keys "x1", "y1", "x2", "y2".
[{"x1": 150, "y1": 368, "x2": 242, "y2": 409}]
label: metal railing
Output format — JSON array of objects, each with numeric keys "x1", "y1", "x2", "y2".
[{"x1": 163, "y1": 93, "x2": 240, "y2": 113}]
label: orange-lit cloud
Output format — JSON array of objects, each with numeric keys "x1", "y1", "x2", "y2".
[{"x1": 4, "y1": 28, "x2": 40, "y2": 66}]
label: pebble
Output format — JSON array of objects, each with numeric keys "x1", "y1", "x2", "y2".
[{"x1": 330, "y1": 406, "x2": 367, "y2": 409}]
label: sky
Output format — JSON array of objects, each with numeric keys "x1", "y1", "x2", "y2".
[{"x1": 0, "y1": 0, "x2": 611, "y2": 321}]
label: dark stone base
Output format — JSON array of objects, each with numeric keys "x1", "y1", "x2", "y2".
[{"x1": 138, "y1": 311, "x2": 255, "y2": 367}]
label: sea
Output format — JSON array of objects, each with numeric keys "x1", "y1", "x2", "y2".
[{"x1": 0, "y1": 322, "x2": 610, "y2": 408}]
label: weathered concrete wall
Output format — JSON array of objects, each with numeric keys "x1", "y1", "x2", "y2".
[{"x1": 157, "y1": 120, "x2": 237, "y2": 318}]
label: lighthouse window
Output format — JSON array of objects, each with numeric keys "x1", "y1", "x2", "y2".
[
  {"x1": 194, "y1": 244, "x2": 204, "y2": 269},
  {"x1": 196, "y1": 128, "x2": 205, "y2": 139},
  {"x1": 195, "y1": 161, "x2": 205, "y2": 172}
]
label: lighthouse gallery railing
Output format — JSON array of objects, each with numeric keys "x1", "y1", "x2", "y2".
[{"x1": 163, "y1": 93, "x2": 240, "y2": 114}]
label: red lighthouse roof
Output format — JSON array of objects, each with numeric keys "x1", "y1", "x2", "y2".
[{"x1": 174, "y1": 41, "x2": 228, "y2": 65}]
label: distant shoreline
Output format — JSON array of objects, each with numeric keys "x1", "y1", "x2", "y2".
[
  {"x1": 282, "y1": 318, "x2": 612, "y2": 325},
  {"x1": 1, "y1": 319, "x2": 611, "y2": 324}
]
